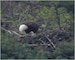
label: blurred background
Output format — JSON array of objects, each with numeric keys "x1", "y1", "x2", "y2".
[{"x1": 1, "y1": 1, "x2": 74, "y2": 59}]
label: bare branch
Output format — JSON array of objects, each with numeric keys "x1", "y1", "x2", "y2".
[
  {"x1": 1, "y1": 27, "x2": 31, "y2": 37},
  {"x1": 39, "y1": 37, "x2": 47, "y2": 44},
  {"x1": 54, "y1": 4, "x2": 61, "y2": 30},
  {"x1": 43, "y1": 20, "x2": 49, "y2": 31},
  {"x1": 18, "y1": 5, "x2": 30, "y2": 22},
  {"x1": 26, "y1": 44, "x2": 51, "y2": 47},
  {"x1": 45, "y1": 35, "x2": 56, "y2": 49},
  {"x1": 1, "y1": 26, "x2": 61, "y2": 38}
]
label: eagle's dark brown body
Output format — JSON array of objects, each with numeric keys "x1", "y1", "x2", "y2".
[{"x1": 22, "y1": 22, "x2": 39, "y2": 33}]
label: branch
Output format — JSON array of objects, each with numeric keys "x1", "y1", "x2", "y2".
[
  {"x1": 38, "y1": 37, "x2": 48, "y2": 45},
  {"x1": 1, "y1": 27, "x2": 31, "y2": 37},
  {"x1": 54, "y1": 4, "x2": 61, "y2": 30},
  {"x1": 1, "y1": 27, "x2": 58, "y2": 49},
  {"x1": 43, "y1": 19, "x2": 49, "y2": 31},
  {"x1": 18, "y1": 5, "x2": 30, "y2": 22},
  {"x1": 1, "y1": 26, "x2": 61, "y2": 38},
  {"x1": 45, "y1": 35, "x2": 56, "y2": 49},
  {"x1": 26, "y1": 44, "x2": 51, "y2": 47}
]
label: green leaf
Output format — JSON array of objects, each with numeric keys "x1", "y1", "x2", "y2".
[{"x1": 50, "y1": 21, "x2": 57, "y2": 28}]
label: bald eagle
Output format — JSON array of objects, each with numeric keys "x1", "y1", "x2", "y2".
[{"x1": 19, "y1": 22, "x2": 39, "y2": 37}]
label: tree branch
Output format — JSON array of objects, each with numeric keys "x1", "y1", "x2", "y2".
[
  {"x1": 26, "y1": 44, "x2": 51, "y2": 47},
  {"x1": 18, "y1": 5, "x2": 30, "y2": 22},
  {"x1": 45, "y1": 35, "x2": 56, "y2": 49}
]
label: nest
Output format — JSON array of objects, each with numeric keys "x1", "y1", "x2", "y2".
[{"x1": 1, "y1": 27, "x2": 70, "y2": 50}]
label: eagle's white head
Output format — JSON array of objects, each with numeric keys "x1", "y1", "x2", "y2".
[{"x1": 19, "y1": 24, "x2": 28, "y2": 34}]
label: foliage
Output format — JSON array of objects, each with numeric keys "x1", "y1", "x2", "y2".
[
  {"x1": 53, "y1": 41, "x2": 74, "y2": 59},
  {"x1": 50, "y1": 21, "x2": 58, "y2": 28},
  {"x1": 1, "y1": 1, "x2": 74, "y2": 59}
]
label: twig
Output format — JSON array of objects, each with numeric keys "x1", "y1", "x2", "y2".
[
  {"x1": 39, "y1": 37, "x2": 46, "y2": 44},
  {"x1": 26, "y1": 44, "x2": 51, "y2": 47},
  {"x1": 1, "y1": 27, "x2": 31, "y2": 37},
  {"x1": 1, "y1": 26, "x2": 61, "y2": 38},
  {"x1": 45, "y1": 35, "x2": 56, "y2": 49},
  {"x1": 18, "y1": 5, "x2": 30, "y2": 22},
  {"x1": 43, "y1": 19, "x2": 49, "y2": 31},
  {"x1": 54, "y1": 4, "x2": 61, "y2": 30},
  {"x1": 1, "y1": 27, "x2": 12, "y2": 34},
  {"x1": 1, "y1": 27, "x2": 58, "y2": 49}
]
